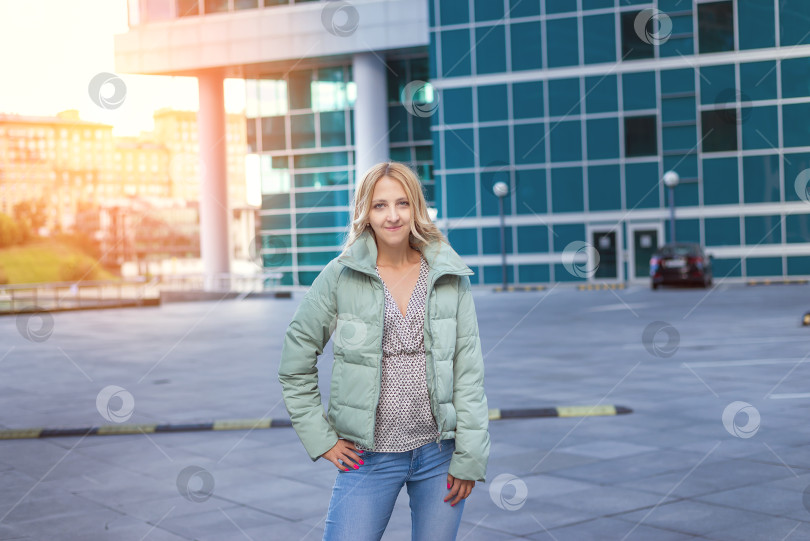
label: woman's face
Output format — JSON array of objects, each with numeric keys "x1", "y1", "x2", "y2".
[{"x1": 368, "y1": 176, "x2": 412, "y2": 248}]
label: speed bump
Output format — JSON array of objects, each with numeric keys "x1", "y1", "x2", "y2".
[
  {"x1": 0, "y1": 407, "x2": 631, "y2": 440},
  {"x1": 0, "y1": 418, "x2": 292, "y2": 440},
  {"x1": 492, "y1": 285, "x2": 546, "y2": 292},
  {"x1": 577, "y1": 283, "x2": 626, "y2": 291},
  {"x1": 747, "y1": 279, "x2": 808, "y2": 286},
  {"x1": 489, "y1": 405, "x2": 632, "y2": 420}
]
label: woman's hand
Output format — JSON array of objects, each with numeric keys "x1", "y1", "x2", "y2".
[
  {"x1": 321, "y1": 439, "x2": 364, "y2": 471},
  {"x1": 444, "y1": 474, "x2": 475, "y2": 506}
]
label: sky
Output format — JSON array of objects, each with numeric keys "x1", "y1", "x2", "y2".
[{"x1": 0, "y1": 0, "x2": 245, "y2": 137}]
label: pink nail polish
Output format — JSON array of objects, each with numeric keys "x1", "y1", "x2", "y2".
[
  {"x1": 359, "y1": 460, "x2": 364, "y2": 465},
  {"x1": 354, "y1": 464, "x2": 359, "y2": 469},
  {"x1": 447, "y1": 483, "x2": 450, "y2": 489},
  {"x1": 358, "y1": 450, "x2": 364, "y2": 453}
]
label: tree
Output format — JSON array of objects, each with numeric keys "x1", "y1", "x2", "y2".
[
  {"x1": 12, "y1": 199, "x2": 47, "y2": 241},
  {"x1": 0, "y1": 213, "x2": 22, "y2": 248}
]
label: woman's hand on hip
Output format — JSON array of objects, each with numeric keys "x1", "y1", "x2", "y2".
[
  {"x1": 444, "y1": 474, "x2": 475, "y2": 506},
  {"x1": 321, "y1": 439, "x2": 364, "y2": 471}
]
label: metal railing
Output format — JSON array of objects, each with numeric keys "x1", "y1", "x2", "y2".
[
  {"x1": 155, "y1": 272, "x2": 284, "y2": 292},
  {"x1": 0, "y1": 278, "x2": 160, "y2": 314},
  {"x1": 0, "y1": 272, "x2": 286, "y2": 314}
]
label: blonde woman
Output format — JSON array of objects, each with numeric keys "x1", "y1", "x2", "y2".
[{"x1": 278, "y1": 161, "x2": 490, "y2": 540}]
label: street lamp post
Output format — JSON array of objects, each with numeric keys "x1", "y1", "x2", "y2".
[
  {"x1": 493, "y1": 181, "x2": 509, "y2": 290},
  {"x1": 663, "y1": 170, "x2": 680, "y2": 243}
]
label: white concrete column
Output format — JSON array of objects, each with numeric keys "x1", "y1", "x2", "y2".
[
  {"x1": 197, "y1": 69, "x2": 231, "y2": 290},
  {"x1": 352, "y1": 53, "x2": 390, "y2": 180}
]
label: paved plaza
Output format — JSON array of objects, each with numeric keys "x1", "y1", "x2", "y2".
[{"x1": 1, "y1": 281, "x2": 810, "y2": 540}]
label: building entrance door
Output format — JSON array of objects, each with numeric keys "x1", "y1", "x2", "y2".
[
  {"x1": 591, "y1": 230, "x2": 618, "y2": 280},
  {"x1": 627, "y1": 223, "x2": 664, "y2": 282}
]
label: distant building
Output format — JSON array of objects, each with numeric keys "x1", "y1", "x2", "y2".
[
  {"x1": 0, "y1": 110, "x2": 115, "y2": 232},
  {"x1": 113, "y1": 136, "x2": 172, "y2": 199},
  {"x1": 0, "y1": 108, "x2": 256, "y2": 271},
  {"x1": 152, "y1": 108, "x2": 249, "y2": 208}
]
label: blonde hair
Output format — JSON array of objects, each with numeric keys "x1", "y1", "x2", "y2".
[{"x1": 341, "y1": 162, "x2": 447, "y2": 253}]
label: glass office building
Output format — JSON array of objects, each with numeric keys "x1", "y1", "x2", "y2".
[
  {"x1": 117, "y1": 0, "x2": 810, "y2": 286},
  {"x1": 429, "y1": 0, "x2": 810, "y2": 285}
]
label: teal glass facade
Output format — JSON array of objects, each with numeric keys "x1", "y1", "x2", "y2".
[
  {"x1": 429, "y1": 0, "x2": 810, "y2": 284},
  {"x1": 248, "y1": 58, "x2": 435, "y2": 285},
  {"x1": 253, "y1": 0, "x2": 810, "y2": 286}
]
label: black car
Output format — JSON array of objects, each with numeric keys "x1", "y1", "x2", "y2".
[{"x1": 650, "y1": 242, "x2": 713, "y2": 289}]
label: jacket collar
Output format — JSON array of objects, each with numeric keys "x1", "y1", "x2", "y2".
[{"x1": 337, "y1": 227, "x2": 473, "y2": 278}]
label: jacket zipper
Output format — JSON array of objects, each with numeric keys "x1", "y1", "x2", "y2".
[
  {"x1": 369, "y1": 273, "x2": 385, "y2": 451},
  {"x1": 426, "y1": 271, "x2": 443, "y2": 452}
]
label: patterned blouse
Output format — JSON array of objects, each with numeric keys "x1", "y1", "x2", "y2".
[{"x1": 356, "y1": 253, "x2": 440, "y2": 452}]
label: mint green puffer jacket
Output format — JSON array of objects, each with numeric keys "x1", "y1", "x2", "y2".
[{"x1": 278, "y1": 228, "x2": 490, "y2": 482}]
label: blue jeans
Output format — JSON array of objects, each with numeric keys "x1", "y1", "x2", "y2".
[{"x1": 322, "y1": 438, "x2": 464, "y2": 541}]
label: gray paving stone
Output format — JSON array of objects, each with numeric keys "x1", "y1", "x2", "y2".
[
  {"x1": 761, "y1": 470, "x2": 810, "y2": 493},
  {"x1": 1, "y1": 489, "x2": 113, "y2": 526},
  {"x1": 676, "y1": 438, "x2": 773, "y2": 460},
  {"x1": 612, "y1": 499, "x2": 779, "y2": 537},
  {"x1": 551, "y1": 449, "x2": 714, "y2": 484},
  {"x1": 511, "y1": 473, "x2": 600, "y2": 499},
  {"x1": 1, "y1": 285, "x2": 809, "y2": 539},
  {"x1": 557, "y1": 440, "x2": 659, "y2": 459},
  {"x1": 455, "y1": 501, "x2": 598, "y2": 537},
  {"x1": 488, "y1": 440, "x2": 542, "y2": 458},
  {"x1": 702, "y1": 516, "x2": 810, "y2": 541},
  {"x1": 525, "y1": 516, "x2": 703, "y2": 541},
  {"x1": 741, "y1": 445, "x2": 810, "y2": 471},
  {"x1": 0, "y1": 521, "x2": 162, "y2": 541},
  {"x1": 0, "y1": 507, "x2": 129, "y2": 537},
  {"x1": 450, "y1": 521, "x2": 526, "y2": 540},
  {"x1": 617, "y1": 458, "x2": 806, "y2": 499},
  {"x1": 59, "y1": 514, "x2": 193, "y2": 541},
  {"x1": 223, "y1": 475, "x2": 331, "y2": 521},
  {"x1": 552, "y1": 485, "x2": 679, "y2": 516},
  {"x1": 155, "y1": 504, "x2": 289, "y2": 540},
  {"x1": 65, "y1": 468, "x2": 179, "y2": 508},
  {"x1": 492, "y1": 449, "x2": 603, "y2": 477},
  {"x1": 693, "y1": 484, "x2": 810, "y2": 523}
]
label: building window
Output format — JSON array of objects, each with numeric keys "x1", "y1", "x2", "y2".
[
  {"x1": 260, "y1": 116, "x2": 286, "y2": 150},
  {"x1": 780, "y1": 0, "x2": 810, "y2": 46},
  {"x1": 312, "y1": 67, "x2": 351, "y2": 112},
  {"x1": 246, "y1": 118, "x2": 257, "y2": 152},
  {"x1": 621, "y1": 11, "x2": 654, "y2": 60},
  {"x1": 546, "y1": 17, "x2": 579, "y2": 67},
  {"x1": 319, "y1": 111, "x2": 347, "y2": 147},
  {"x1": 698, "y1": 1, "x2": 735, "y2": 54},
  {"x1": 624, "y1": 116, "x2": 657, "y2": 157},
  {"x1": 203, "y1": 0, "x2": 227, "y2": 14},
  {"x1": 702, "y1": 109, "x2": 738, "y2": 151},
  {"x1": 177, "y1": 0, "x2": 199, "y2": 17},
  {"x1": 288, "y1": 70, "x2": 313, "y2": 111},
  {"x1": 290, "y1": 113, "x2": 315, "y2": 148}
]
